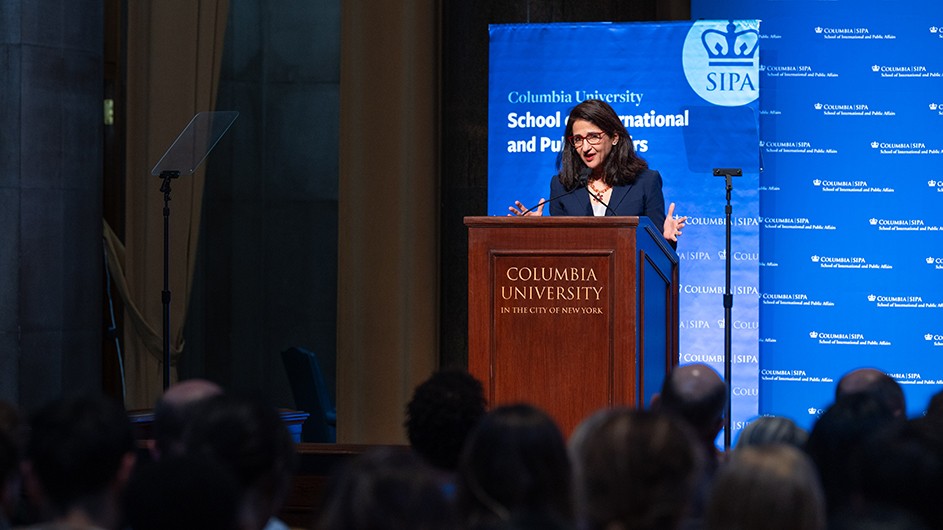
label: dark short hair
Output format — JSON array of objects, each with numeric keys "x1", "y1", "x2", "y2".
[
  {"x1": 317, "y1": 447, "x2": 458, "y2": 530},
  {"x1": 26, "y1": 395, "x2": 134, "y2": 513},
  {"x1": 574, "y1": 409, "x2": 701, "y2": 530},
  {"x1": 125, "y1": 455, "x2": 240, "y2": 530},
  {"x1": 405, "y1": 369, "x2": 486, "y2": 471},
  {"x1": 457, "y1": 404, "x2": 572, "y2": 524},
  {"x1": 659, "y1": 371, "x2": 727, "y2": 438},
  {"x1": 182, "y1": 394, "x2": 296, "y2": 498}
]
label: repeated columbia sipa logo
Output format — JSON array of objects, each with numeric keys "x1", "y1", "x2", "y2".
[
  {"x1": 760, "y1": 368, "x2": 830, "y2": 383},
  {"x1": 763, "y1": 64, "x2": 838, "y2": 79},
  {"x1": 871, "y1": 64, "x2": 942, "y2": 78},
  {"x1": 717, "y1": 319, "x2": 760, "y2": 331},
  {"x1": 814, "y1": 102, "x2": 895, "y2": 117},
  {"x1": 869, "y1": 217, "x2": 941, "y2": 232},
  {"x1": 868, "y1": 293, "x2": 939, "y2": 309},
  {"x1": 814, "y1": 25, "x2": 895, "y2": 40},
  {"x1": 812, "y1": 178, "x2": 894, "y2": 193},
  {"x1": 871, "y1": 140, "x2": 941, "y2": 156},
  {"x1": 682, "y1": 20, "x2": 759, "y2": 107},
  {"x1": 886, "y1": 372, "x2": 938, "y2": 385},
  {"x1": 760, "y1": 292, "x2": 835, "y2": 307},
  {"x1": 926, "y1": 332, "x2": 943, "y2": 347},
  {"x1": 809, "y1": 330, "x2": 890, "y2": 346},
  {"x1": 761, "y1": 216, "x2": 835, "y2": 231},
  {"x1": 930, "y1": 179, "x2": 943, "y2": 193},
  {"x1": 926, "y1": 256, "x2": 943, "y2": 270},
  {"x1": 680, "y1": 352, "x2": 758, "y2": 364},
  {"x1": 685, "y1": 215, "x2": 759, "y2": 227},
  {"x1": 762, "y1": 139, "x2": 838, "y2": 155},
  {"x1": 677, "y1": 250, "x2": 714, "y2": 261},
  {"x1": 679, "y1": 283, "x2": 759, "y2": 296},
  {"x1": 811, "y1": 255, "x2": 892, "y2": 270},
  {"x1": 717, "y1": 249, "x2": 759, "y2": 261}
]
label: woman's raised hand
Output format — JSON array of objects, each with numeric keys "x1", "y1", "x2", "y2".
[
  {"x1": 508, "y1": 200, "x2": 544, "y2": 216},
  {"x1": 662, "y1": 202, "x2": 687, "y2": 241}
]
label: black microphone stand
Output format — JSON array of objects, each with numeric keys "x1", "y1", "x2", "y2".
[
  {"x1": 150, "y1": 111, "x2": 239, "y2": 391},
  {"x1": 159, "y1": 170, "x2": 179, "y2": 390},
  {"x1": 714, "y1": 167, "x2": 741, "y2": 450}
]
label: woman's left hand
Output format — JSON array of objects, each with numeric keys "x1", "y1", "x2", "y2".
[{"x1": 662, "y1": 202, "x2": 687, "y2": 242}]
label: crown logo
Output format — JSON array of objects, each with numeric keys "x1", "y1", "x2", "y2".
[
  {"x1": 814, "y1": 103, "x2": 823, "y2": 110},
  {"x1": 809, "y1": 331, "x2": 818, "y2": 338},
  {"x1": 759, "y1": 140, "x2": 766, "y2": 147},
  {"x1": 871, "y1": 141, "x2": 879, "y2": 148},
  {"x1": 869, "y1": 218, "x2": 878, "y2": 225},
  {"x1": 718, "y1": 249, "x2": 727, "y2": 259},
  {"x1": 718, "y1": 319, "x2": 725, "y2": 328},
  {"x1": 931, "y1": 27, "x2": 939, "y2": 34},
  {"x1": 813, "y1": 179, "x2": 821, "y2": 186},
  {"x1": 928, "y1": 257, "x2": 936, "y2": 264},
  {"x1": 872, "y1": 65, "x2": 881, "y2": 72},
  {"x1": 814, "y1": 27, "x2": 823, "y2": 34},
  {"x1": 868, "y1": 294, "x2": 877, "y2": 301},
  {"x1": 930, "y1": 180, "x2": 938, "y2": 186},
  {"x1": 808, "y1": 407, "x2": 818, "y2": 415},
  {"x1": 811, "y1": 255, "x2": 820, "y2": 262},
  {"x1": 931, "y1": 103, "x2": 939, "y2": 110},
  {"x1": 759, "y1": 64, "x2": 766, "y2": 72},
  {"x1": 928, "y1": 333, "x2": 935, "y2": 340},
  {"x1": 701, "y1": 21, "x2": 760, "y2": 66}
]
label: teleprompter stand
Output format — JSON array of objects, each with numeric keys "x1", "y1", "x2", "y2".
[
  {"x1": 713, "y1": 167, "x2": 742, "y2": 450},
  {"x1": 150, "y1": 111, "x2": 238, "y2": 390}
]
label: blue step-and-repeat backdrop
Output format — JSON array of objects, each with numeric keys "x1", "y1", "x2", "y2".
[
  {"x1": 488, "y1": 21, "x2": 762, "y2": 439},
  {"x1": 489, "y1": 1, "x2": 943, "y2": 439},
  {"x1": 692, "y1": 0, "x2": 943, "y2": 430}
]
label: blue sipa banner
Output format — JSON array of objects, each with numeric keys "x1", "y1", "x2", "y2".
[{"x1": 489, "y1": 21, "x2": 762, "y2": 440}]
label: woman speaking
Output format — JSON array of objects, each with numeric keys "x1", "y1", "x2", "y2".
[{"x1": 508, "y1": 99, "x2": 685, "y2": 245}]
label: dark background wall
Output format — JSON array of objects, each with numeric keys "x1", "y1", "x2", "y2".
[
  {"x1": 0, "y1": 0, "x2": 104, "y2": 410},
  {"x1": 182, "y1": 0, "x2": 341, "y2": 407},
  {"x1": 0, "y1": 0, "x2": 689, "y2": 413}
]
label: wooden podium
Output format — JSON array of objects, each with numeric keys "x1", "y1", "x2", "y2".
[{"x1": 465, "y1": 216, "x2": 679, "y2": 436}]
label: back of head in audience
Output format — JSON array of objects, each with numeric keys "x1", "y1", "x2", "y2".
[
  {"x1": 457, "y1": 403, "x2": 572, "y2": 529},
  {"x1": 735, "y1": 415, "x2": 807, "y2": 449},
  {"x1": 572, "y1": 408, "x2": 702, "y2": 530},
  {"x1": 316, "y1": 447, "x2": 459, "y2": 530},
  {"x1": 847, "y1": 419, "x2": 943, "y2": 528},
  {"x1": 653, "y1": 364, "x2": 726, "y2": 458},
  {"x1": 805, "y1": 390, "x2": 898, "y2": 516},
  {"x1": 181, "y1": 394, "x2": 296, "y2": 530},
  {"x1": 125, "y1": 455, "x2": 239, "y2": 530},
  {"x1": 152, "y1": 378, "x2": 223, "y2": 459},
  {"x1": 835, "y1": 367, "x2": 906, "y2": 418},
  {"x1": 707, "y1": 444, "x2": 825, "y2": 530},
  {"x1": 23, "y1": 395, "x2": 135, "y2": 529},
  {"x1": 405, "y1": 369, "x2": 486, "y2": 472}
]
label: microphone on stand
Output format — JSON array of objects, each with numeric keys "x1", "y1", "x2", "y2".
[{"x1": 516, "y1": 171, "x2": 590, "y2": 215}]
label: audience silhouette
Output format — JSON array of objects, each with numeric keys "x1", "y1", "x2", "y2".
[{"x1": 7, "y1": 365, "x2": 943, "y2": 530}]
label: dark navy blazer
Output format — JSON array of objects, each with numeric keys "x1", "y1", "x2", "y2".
[{"x1": 548, "y1": 168, "x2": 668, "y2": 235}]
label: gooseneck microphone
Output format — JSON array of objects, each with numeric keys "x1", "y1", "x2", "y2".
[{"x1": 519, "y1": 171, "x2": 589, "y2": 215}]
